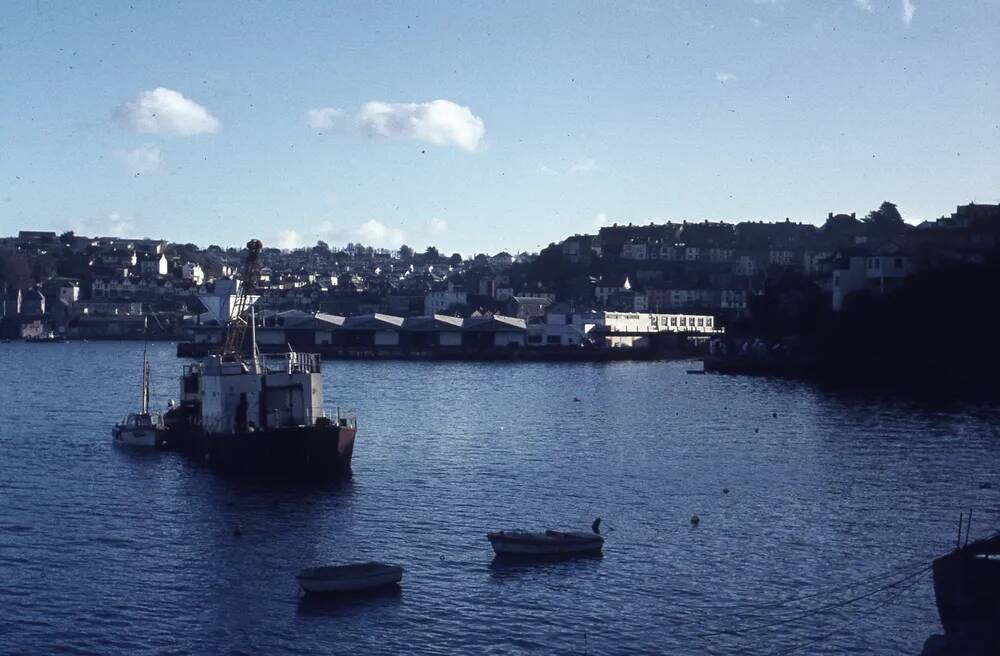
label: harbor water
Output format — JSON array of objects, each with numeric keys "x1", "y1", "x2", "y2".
[{"x1": 1, "y1": 341, "x2": 998, "y2": 655}]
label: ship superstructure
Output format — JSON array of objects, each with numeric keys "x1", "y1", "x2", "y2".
[{"x1": 160, "y1": 239, "x2": 356, "y2": 476}]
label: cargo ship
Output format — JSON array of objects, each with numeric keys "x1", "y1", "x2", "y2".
[{"x1": 159, "y1": 239, "x2": 357, "y2": 477}]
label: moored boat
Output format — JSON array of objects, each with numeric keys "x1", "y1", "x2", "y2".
[
  {"x1": 296, "y1": 562, "x2": 403, "y2": 594},
  {"x1": 487, "y1": 529, "x2": 604, "y2": 558},
  {"x1": 112, "y1": 412, "x2": 163, "y2": 446},
  {"x1": 157, "y1": 239, "x2": 357, "y2": 477},
  {"x1": 932, "y1": 531, "x2": 1000, "y2": 638},
  {"x1": 112, "y1": 344, "x2": 163, "y2": 447}
]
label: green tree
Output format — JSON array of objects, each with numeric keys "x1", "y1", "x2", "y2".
[
  {"x1": 0, "y1": 251, "x2": 32, "y2": 289},
  {"x1": 862, "y1": 201, "x2": 906, "y2": 240},
  {"x1": 399, "y1": 244, "x2": 414, "y2": 261}
]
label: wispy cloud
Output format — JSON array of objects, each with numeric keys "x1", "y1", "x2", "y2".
[
  {"x1": 306, "y1": 107, "x2": 344, "y2": 132},
  {"x1": 568, "y1": 158, "x2": 599, "y2": 175},
  {"x1": 114, "y1": 88, "x2": 220, "y2": 136},
  {"x1": 357, "y1": 99, "x2": 485, "y2": 152},
  {"x1": 118, "y1": 144, "x2": 161, "y2": 174},
  {"x1": 535, "y1": 162, "x2": 558, "y2": 176},
  {"x1": 593, "y1": 212, "x2": 611, "y2": 229},
  {"x1": 902, "y1": 0, "x2": 915, "y2": 25},
  {"x1": 426, "y1": 217, "x2": 448, "y2": 234},
  {"x1": 749, "y1": 17, "x2": 763, "y2": 27},
  {"x1": 853, "y1": 0, "x2": 874, "y2": 12},
  {"x1": 715, "y1": 71, "x2": 737, "y2": 83}
]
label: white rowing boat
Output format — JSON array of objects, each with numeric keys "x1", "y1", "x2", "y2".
[
  {"x1": 296, "y1": 562, "x2": 403, "y2": 594},
  {"x1": 487, "y1": 529, "x2": 604, "y2": 558}
]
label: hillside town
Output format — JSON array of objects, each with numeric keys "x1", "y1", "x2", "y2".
[{"x1": 1, "y1": 201, "x2": 998, "y2": 356}]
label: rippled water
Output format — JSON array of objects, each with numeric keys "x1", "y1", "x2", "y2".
[{"x1": 1, "y1": 341, "x2": 999, "y2": 654}]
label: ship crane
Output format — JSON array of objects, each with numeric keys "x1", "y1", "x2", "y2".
[{"x1": 218, "y1": 238, "x2": 263, "y2": 365}]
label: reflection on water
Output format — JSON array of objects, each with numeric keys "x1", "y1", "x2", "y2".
[{"x1": 1, "y1": 341, "x2": 999, "y2": 654}]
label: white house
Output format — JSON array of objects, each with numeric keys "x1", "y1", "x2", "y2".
[
  {"x1": 424, "y1": 289, "x2": 467, "y2": 315},
  {"x1": 181, "y1": 262, "x2": 205, "y2": 285},
  {"x1": 832, "y1": 254, "x2": 868, "y2": 311},
  {"x1": 140, "y1": 253, "x2": 168, "y2": 276},
  {"x1": 865, "y1": 253, "x2": 915, "y2": 295}
]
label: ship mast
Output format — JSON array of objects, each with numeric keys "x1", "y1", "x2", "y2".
[
  {"x1": 141, "y1": 316, "x2": 149, "y2": 414},
  {"x1": 142, "y1": 351, "x2": 150, "y2": 414},
  {"x1": 218, "y1": 239, "x2": 264, "y2": 366}
]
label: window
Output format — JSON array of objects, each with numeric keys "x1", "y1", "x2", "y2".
[
  {"x1": 546, "y1": 335, "x2": 561, "y2": 345},
  {"x1": 894, "y1": 258, "x2": 903, "y2": 268}
]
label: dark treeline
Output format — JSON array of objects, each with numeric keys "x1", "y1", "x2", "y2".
[{"x1": 734, "y1": 249, "x2": 1000, "y2": 386}]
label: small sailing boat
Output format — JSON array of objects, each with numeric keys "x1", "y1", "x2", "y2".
[{"x1": 112, "y1": 341, "x2": 162, "y2": 447}]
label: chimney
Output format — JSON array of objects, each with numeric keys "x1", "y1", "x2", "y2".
[
  {"x1": 851, "y1": 212, "x2": 856, "y2": 219},
  {"x1": 828, "y1": 212, "x2": 833, "y2": 220}
]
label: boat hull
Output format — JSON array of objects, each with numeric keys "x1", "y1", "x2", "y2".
[
  {"x1": 159, "y1": 423, "x2": 356, "y2": 478},
  {"x1": 297, "y1": 563, "x2": 403, "y2": 594},
  {"x1": 487, "y1": 531, "x2": 604, "y2": 558},
  {"x1": 112, "y1": 427, "x2": 161, "y2": 447},
  {"x1": 932, "y1": 548, "x2": 1000, "y2": 635}
]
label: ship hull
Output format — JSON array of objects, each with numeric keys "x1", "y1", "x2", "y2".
[
  {"x1": 932, "y1": 548, "x2": 1000, "y2": 635},
  {"x1": 159, "y1": 424, "x2": 356, "y2": 478}
]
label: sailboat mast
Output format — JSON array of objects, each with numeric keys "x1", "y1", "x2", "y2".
[
  {"x1": 142, "y1": 349, "x2": 150, "y2": 414},
  {"x1": 141, "y1": 315, "x2": 149, "y2": 414}
]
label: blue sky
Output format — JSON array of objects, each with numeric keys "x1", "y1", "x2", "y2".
[{"x1": 1, "y1": 1, "x2": 997, "y2": 255}]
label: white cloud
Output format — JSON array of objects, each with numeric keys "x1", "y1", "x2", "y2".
[
  {"x1": 354, "y1": 219, "x2": 406, "y2": 248},
  {"x1": 568, "y1": 158, "x2": 599, "y2": 175},
  {"x1": 535, "y1": 162, "x2": 558, "y2": 176},
  {"x1": 276, "y1": 229, "x2": 305, "y2": 250},
  {"x1": 114, "y1": 87, "x2": 220, "y2": 136},
  {"x1": 118, "y1": 144, "x2": 161, "y2": 174},
  {"x1": 427, "y1": 217, "x2": 448, "y2": 234},
  {"x1": 593, "y1": 212, "x2": 611, "y2": 229},
  {"x1": 306, "y1": 107, "x2": 344, "y2": 131},
  {"x1": 71, "y1": 212, "x2": 136, "y2": 238},
  {"x1": 749, "y1": 17, "x2": 763, "y2": 27},
  {"x1": 315, "y1": 219, "x2": 407, "y2": 249},
  {"x1": 853, "y1": 0, "x2": 874, "y2": 12},
  {"x1": 902, "y1": 0, "x2": 915, "y2": 25},
  {"x1": 716, "y1": 71, "x2": 737, "y2": 83},
  {"x1": 357, "y1": 99, "x2": 485, "y2": 152}
]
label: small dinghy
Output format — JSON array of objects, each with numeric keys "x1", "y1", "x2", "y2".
[
  {"x1": 296, "y1": 562, "x2": 403, "y2": 595},
  {"x1": 487, "y1": 528, "x2": 604, "y2": 558}
]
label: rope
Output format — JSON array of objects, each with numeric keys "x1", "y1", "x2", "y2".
[
  {"x1": 670, "y1": 556, "x2": 933, "y2": 613},
  {"x1": 770, "y1": 572, "x2": 926, "y2": 656},
  {"x1": 686, "y1": 564, "x2": 932, "y2": 639}
]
